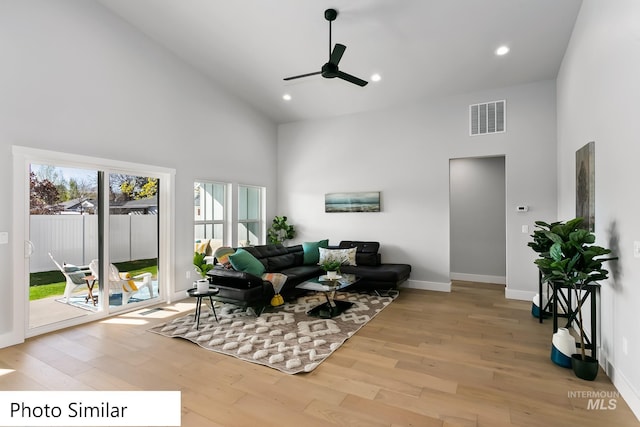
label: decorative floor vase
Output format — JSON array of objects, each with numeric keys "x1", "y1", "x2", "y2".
[
  {"x1": 551, "y1": 328, "x2": 575, "y2": 368},
  {"x1": 531, "y1": 293, "x2": 550, "y2": 318},
  {"x1": 571, "y1": 354, "x2": 599, "y2": 381}
]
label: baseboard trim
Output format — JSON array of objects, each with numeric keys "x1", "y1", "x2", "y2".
[
  {"x1": 169, "y1": 289, "x2": 189, "y2": 303},
  {"x1": 611, "y1": 365, "x2": 640, "y2": 422},
  {"x1": 505, "y1": 288, "x2": 536, "y2": 301},
  {"x1": 0, "y1": 331, "x2": 24, "y2": 350},
  {"x1": 401, "y1": 279, "x2": 451, "y2": 292},
  {"x1": 450, "y1": 272, "x2": 506, "y2": 284}
]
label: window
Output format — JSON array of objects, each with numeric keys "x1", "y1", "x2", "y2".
[
  {"x1": 194, "y1": 182, "x2": 226, "y2": 253},
  {"x1": 238, "y1": 185, "x2": 264, "y2": 246}
]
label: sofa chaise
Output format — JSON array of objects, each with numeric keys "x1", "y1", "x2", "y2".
[{"x1": 206, "y1": 240, "x2": 411, "y2": 311}]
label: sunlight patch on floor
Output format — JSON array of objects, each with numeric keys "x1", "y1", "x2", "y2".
[
  {"x1": 100, "y1": 318, "x2": 149, "y2": 326},
  {"x1": 123, "y1": 301, "x2": 196, "y2": 320}
]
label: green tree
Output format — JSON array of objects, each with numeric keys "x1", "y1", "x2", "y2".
[
  {"x1": 113, "y1": 175, "x2": 157, "y2": 201},
  {"x1": 68, "y1": 178, "x2": 80, "y2": 200},
  {"x1": 30, "y1": 172, "x2": 61, "y2": 214},
  {"x1": 138, "y1": 178, "x2": 158, "y2": 199},
  {"x1": 120, "y1": 180, "x2": 136, "y2": 200},
  {"x1": 35, "y1": 165, "x2": 69, "y2": 201}
]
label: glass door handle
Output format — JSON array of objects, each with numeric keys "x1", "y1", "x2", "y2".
[{"x1": 25, "y1": 240, "x2": 34, "y2": 258}]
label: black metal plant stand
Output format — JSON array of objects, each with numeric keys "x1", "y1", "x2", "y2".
[
  {"x1": 537, "y1": 270, "x2": 554, "y2": 323},
  {"x1": 551, "y1": 281, "x2": 600, "y2": 356}
]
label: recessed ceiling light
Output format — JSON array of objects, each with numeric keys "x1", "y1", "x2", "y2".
[
  {"x1": 371, "y1": 73, "x2": 381, "y2": 82},
  {"x1": 495, "y1": 45, "x2": 510, "y2": 56},
  {"x1": 282, "y1": 94, "x2": 292, "y2": 101}
]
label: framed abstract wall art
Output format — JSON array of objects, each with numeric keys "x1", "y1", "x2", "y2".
[
  {"x1": 325, "y1": 192, "x2": 381, "y2": 213},
  {"x1": 576, "y1": 141, "x2": 595, "y2": 231}
]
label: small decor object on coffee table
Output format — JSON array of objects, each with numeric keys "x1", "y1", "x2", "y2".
[
  {"x1": 187, "y1": 287, "x2": 219, "y2": 329},
  {"x1": 296, "y1": 274, "x2": 360, "y2": 318},
  {"x1": 320, "y1": 258, "x2": 343, "y2": 280}
]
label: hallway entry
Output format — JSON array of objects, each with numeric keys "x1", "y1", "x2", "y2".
[{"x1": 449, "y1": 156, "x2": 506, "y2": 284}]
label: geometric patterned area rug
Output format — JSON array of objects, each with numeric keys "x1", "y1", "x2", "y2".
[{"x1": 148, "y1": 290, "x2": 397, "y2": 374}]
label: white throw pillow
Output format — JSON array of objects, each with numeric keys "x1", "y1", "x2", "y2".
[{"x1": 318, "y1": 247, "x2": 357, "y2": 266}]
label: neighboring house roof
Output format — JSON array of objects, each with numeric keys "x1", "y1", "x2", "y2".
[
  {"x1": 54, "y1": 196, "x2": 158, "y2": 215},
  {"x1": 110, "y1": 196, "x2": 158, "y2": 215},
  {"x1": 58, "y1": 198, "x2": 97, "y2": 214}
]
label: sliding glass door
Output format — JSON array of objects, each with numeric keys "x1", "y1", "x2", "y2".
[
  {"x1": 25, "y1": 161, "x2": 163, "y2": 334},
  {"x1": 28, "y1": 163, "x2": 103, "y2": 329},
  {"x1": 108, "y1": 173, "x2": 159, "y2": 309}
]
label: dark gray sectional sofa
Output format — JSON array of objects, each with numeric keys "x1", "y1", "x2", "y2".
[{"x1": 206, "y1": 240, "x2": 411, "y2": 310}]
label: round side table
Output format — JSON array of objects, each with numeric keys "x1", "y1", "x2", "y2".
[{"x1": 187, "y1": 287, "x2": 219, "y2": 329}]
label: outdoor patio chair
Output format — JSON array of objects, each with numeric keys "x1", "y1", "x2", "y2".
[
  {"x1": 88, "y1": 259, "x2": 153, "y2": 305},
  {"x1": 48, "y1": 252, "x2": 91, "y2": 303}
]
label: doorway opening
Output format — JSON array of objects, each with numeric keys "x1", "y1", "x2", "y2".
[
  {"x1": 28, "y1": 165, "x2": 161, "y2": 330},
  {"x1": 13, "y1": 146, "x2": 174, "y2": 342},
  {"x1": 449, "y1": 156, "x2": 506, "y2": 286},
  {"x1": 28, "y1": 164, "x2": 102, "y2": 328}
]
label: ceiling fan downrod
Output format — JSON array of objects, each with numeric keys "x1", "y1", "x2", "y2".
[{"x1": 325, "y1": 8, "x2": 337, "y2": 60}]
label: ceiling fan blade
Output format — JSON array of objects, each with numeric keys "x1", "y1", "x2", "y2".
[
  {"x1": 329, "y1": 43, "x2": 346, "y2": 65},
  {"x1": 283, "y1": 71, "x2": 322, "y2": 81},
  {"x1": 336, "y1": 71, "x2": 368, "y2": 87}
]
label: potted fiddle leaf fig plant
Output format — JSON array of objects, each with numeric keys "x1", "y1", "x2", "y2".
[
  {"x1": 193, "y1": 252, "x2": 213, "y2": 292},
  {"x1": 528, "y1": 220, "x2": 565, "y2": 274},
  {"x1": 532, "y1": 217, "x2": 617, "y2": 380},
  {"x1": 267, "y1": 215, "x2": 296, "y2": 245},
  {"x1": 528, "y1": 220, "x2": 565, "y2": 318}
]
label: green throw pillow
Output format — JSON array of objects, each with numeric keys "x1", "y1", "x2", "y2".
[
  {"x1": 229, "y1": 248, "x2": 265, "y2": 277},
  {"x1": 302, "y1": 239, "x2": 329, "y2": 265}
]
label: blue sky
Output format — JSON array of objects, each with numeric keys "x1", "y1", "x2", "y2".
[{"x1": 31, "y1": 164, "x2": 97, "y2": 186}]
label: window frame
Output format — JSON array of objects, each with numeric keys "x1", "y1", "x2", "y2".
[
  {"x1": 237, "y1": 184, "x2": 265, "y2": 246},
  {"x1": 193, "y1": 181, "x2": 228, "y2": 246}
]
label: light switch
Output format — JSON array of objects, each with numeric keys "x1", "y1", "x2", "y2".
[
  {"x1": 634, "y1": 241, "x2": 640, "y2": 258},
  {"x1": 522, "y1": 225, "x2": 529, "y2": 234},
  {"x1": 0, "y1": 232, "x2": 8, "y2": 244}
]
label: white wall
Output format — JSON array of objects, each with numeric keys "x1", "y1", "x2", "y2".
[
  {"x1": 278, "y1": 80, "x2": 557, "y2": 295},
  {"x1": 557, "y1": 0, "x2": 640, "y2": 417},
  {"x1": 0, "y1": 1, "x2": 277, "y2": 344},
  {"x1": 450, "y1": 156, "x2": 506, "y2": 283}
]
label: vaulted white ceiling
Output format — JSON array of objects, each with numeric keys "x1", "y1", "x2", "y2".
[{"x1": 99, "y1": 0, "x2": 582, "y2": 124}]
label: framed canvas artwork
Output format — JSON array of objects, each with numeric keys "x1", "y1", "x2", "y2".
[
  {"x1": 325, "y1": 192, "x2": 381, "y2": 213},
  {"x1": 576, "y1": 141, "x2": 595, "y2": 231}
]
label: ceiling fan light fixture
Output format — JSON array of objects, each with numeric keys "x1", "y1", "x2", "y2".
[
  {"x1": 282, "y1": 93, "x2": 292, "y2": 101},
  {"x1": 371, "y1": 73, "x2": 381, "y2": 82},
  {"x1": 495, "y1": 45, "x2": 510, "y2": 56},
  {"x1": 282, "y1": 9, "x2": 368, "y2": 87}
]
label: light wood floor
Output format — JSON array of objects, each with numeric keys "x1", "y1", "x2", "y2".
[{"x1": 1, "y1": 281, "x2": 638, "y2": 426}]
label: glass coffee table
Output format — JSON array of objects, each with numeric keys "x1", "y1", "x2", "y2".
[{"x1": 296, "y1": 274, "x2": 360, "y2": 318}]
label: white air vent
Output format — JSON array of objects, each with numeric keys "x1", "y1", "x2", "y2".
[{"x1": 470, "y1": 100, "x2": 506, "y2": 136}]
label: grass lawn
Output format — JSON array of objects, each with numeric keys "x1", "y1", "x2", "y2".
[{"x1": 29, "y1": 258, "x2": 158, "y2": 301}]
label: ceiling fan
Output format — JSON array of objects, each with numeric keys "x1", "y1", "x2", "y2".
[{"x1": 283, "y1": 8, "x2": 368, "y2": 87}]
